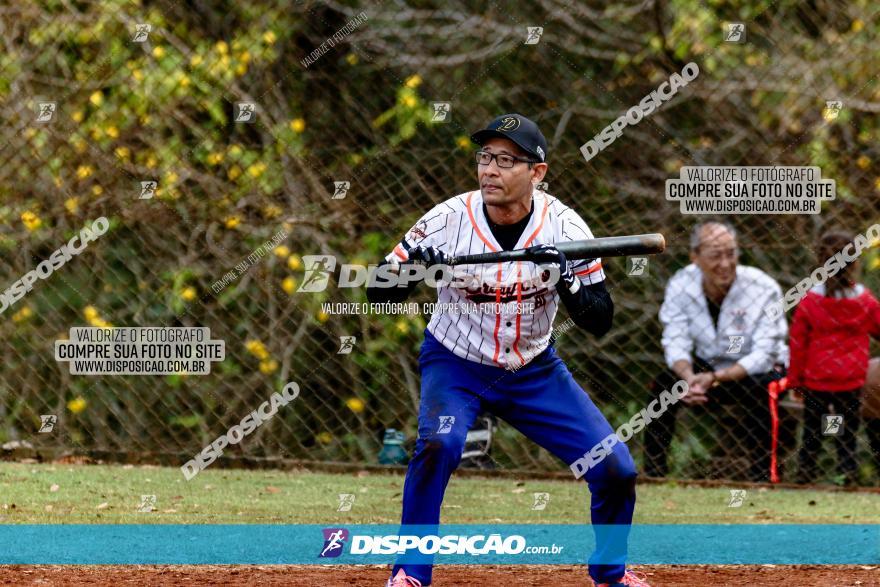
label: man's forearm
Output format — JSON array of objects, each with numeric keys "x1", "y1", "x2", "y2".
[
  {"x1": 671, "y1": 359, "x2": 694, "y2": 380},
  {"x1": 365, "y1": 261, "x2": 420, "y2": 304},
  {"x1": 557, "y1": 281, "x2": 614, "y2": 337},
  {"x1": 714, "y1": 363, "x2": 748, "y2": 383}
]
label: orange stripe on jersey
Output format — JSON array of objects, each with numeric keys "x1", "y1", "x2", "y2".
[
  {"x1": 393, "y1": 244, "x2": 407, "y2": 261},
  {"x1": 491, "y1": 264, "x2": 504, "y2": 366},
  {"x1": 512, "y1": 261, "x2": 525, "y2": 364},
  {"x1": 575, "y1": 262, "x2": 603, "y2": 276},
  {"x1": 522, "y1": 195, "x2": 550, "y2": 247},
  {"x1": 466, "y1": 191, "x2": 498, "y2": 252}
]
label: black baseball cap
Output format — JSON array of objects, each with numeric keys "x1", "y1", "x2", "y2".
[{"x1": 470, "y1": 113, "x2": 548, "y2": 162}]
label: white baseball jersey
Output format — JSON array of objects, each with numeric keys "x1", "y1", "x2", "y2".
[{"x1": 384, "y1": 188, "x2": 605, "y2": 369}]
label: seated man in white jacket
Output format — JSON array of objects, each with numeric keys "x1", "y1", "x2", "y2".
[{"x1": 643, "y1": 221, "x2": 788, "y2": 481}]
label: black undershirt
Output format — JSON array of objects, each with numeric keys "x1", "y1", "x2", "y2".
[
  {"x1": 483, "y1": 201, "x2": 533, "y2": 251},
  {"x1": 706, "y1": 296, "x2": 721, "y2": 329}
]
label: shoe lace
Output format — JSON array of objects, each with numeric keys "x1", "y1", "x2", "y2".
[
  {"x1": 392, "y1": 574, "x2": 422, "y2": 587},
  {"x1": 620, "y1": 570, "x2": 650, "y2": 586}
]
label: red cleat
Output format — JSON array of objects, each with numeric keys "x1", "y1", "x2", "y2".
[
  {"x1": 386, "y1": 568, "x2": 423, "y2": 587},
  {"x1": 593, "y1": 569, "x2": 651, "y2": 587}
]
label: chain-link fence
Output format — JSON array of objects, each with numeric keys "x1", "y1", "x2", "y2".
[{"x1": 2, "y1": 0, "x2": 879, "y2": 484}]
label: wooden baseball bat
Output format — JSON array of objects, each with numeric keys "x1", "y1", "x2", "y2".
[{"x1": 445, "y1": 233, "x2": 666, "y2": 266}]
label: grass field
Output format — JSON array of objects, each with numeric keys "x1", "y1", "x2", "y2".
[{"x1": 2, "y1": 462, "x2": 878, "y2": 525}]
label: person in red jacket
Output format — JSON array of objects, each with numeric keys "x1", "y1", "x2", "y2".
[{"x1": 788, "y1": 230, "x2": 880, "y2": 485}]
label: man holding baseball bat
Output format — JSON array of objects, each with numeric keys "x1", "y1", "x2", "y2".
[{"x1": 367, "y1": 114, "x2": 653, "y2": 587}]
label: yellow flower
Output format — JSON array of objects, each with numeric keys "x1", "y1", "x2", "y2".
[
  {"x1": 21, "y1": 211, "x2": 42, "y2": 231},
  {"x1": 227, "y1": 144, "x2": 243, "y2": 158},
  {"x1": 72, "y1": 111, "x2": 84, "y2": 123},
  {"x1": 83, "y1": 306, "x2": 99, "y2": 321},
  {"x1": 395, "y1": 319, "x2": 408, "y2": 334},
  {"x1": 287, "y1": 255, "x2": 303, "y2": 270},
  {"x1": 146, "y1": 155, "x2": 158, "y2": 169},
  {"x1": 152, "y1": 46, "x2": 165, "y2": 58},
  {"x1": 90, "y1": 318, "x2": 112, "y2": 328},
  {"x1": 206, "y1": 152, "x2": 223, "y2": 165},
  {"x1": 274, "y1": 245, "x2": 290, "y2": 258},
  {"x1": 316, "y1": 310, "x2": 329, "y2": 323},
  {"x1": 64, "y1": 197, "x2": 79, "y2": 214},
  {"x1": 190, "y1": 54, "x2": 203, "y2": 67},
  {"x1": 263, "y1": 205, "x2": 282, "y2": 219},
  {"x1": 345, "y1": 397, "x2": 366, "y2": 413},
  {"x1": 224, "y1": 215, "x2": 241, "y2": 229},
  {"x1": 91, "y1": 185, "x2": 103, "y2": 196},
  {"x1": 215, "y1": 41, "x2": 228, "y2": 54},
  {"x1": 346, "y1": 53, "x2": 358, "y2": 65},
  {"x1": 289, "y1": 118, "x2": 305, "y2": 133},
  {"x1": 90, "y1": 127, "x2": 105, "y2": 140},
  {"x1": 115, "y1": 146, "x2": 130, "y2": 159},
  {"x1": 875, "y1": 177, "x2": 880, "y2": 192},
  {"x1": 857, "y1": 155, "x2": 870, "y2": 170},
  {"x1": 239, "y1": 50, "x2": 251, "y2": 64},
  {"x1": 852, "y1": 19, "x2": 864, "y2": 32},
  {"x1": 181, "y1": 286, "x2": 197, "y2": 301},
  {"x1": 76, "y1": 165, "x2": 93, "y2": 179},
  {"x1": 180, "y1": 75, "x2": 191, "y2": 87},
  {"x1": 281, "y1": 276, "x2": 296, "y2": 294},
  {"x1": 11, "y1": 306, "x2": 33, "y2": 323},
  {"x1": 106, "y1": 126, "x2": 119, "y2": 139},
  {"x1": 245, "y1": 339, "x2": 270, "y2": 360},
  {"x1": 456, "y1": 136, "x2": 470, "y2": 149},
  {"x1": 246, "y1": 162, "x2": 266, "y2": 178},
  {"x1": 316, "y1": 432, "x2": 333, "y2": 444},
  {"x1": 870, "y1": 256, "x2": 880, "y2": 270},
  {"x1": 402, "y1": 95, "x2": 417, "y2": 108},
  {"x1": 228, "y1": 165, "x2": 242, "y2": 180},
  {"x1": 164, "y1": 171, "x2": 179, "y2": 185},
  {"x1": 67, "y1": 396, "x2": 87, "y2": 414},
  {"x1": 259, "y1": 359, "x2": 278, "y2": 374},
  {"x1": 89, "y1": 91, "x2": 103, "y2": 106},
  {"x1": 73, "y1": 138, "x2": 87, "y2": 153},
  {"x1": 132, "y1": 69, "x2": 144, "y2": 82},
  {"x1": 405, "y1": 74, "x2": 422, "y2": 88},
  {"x1": 263, "y1": 31, "x2": 277, "y2": 44},
  {"x1": 235, "y1": 63, "x2": 247, "y2": 76}
]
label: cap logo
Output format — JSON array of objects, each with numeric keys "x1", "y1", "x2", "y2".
[
  {"x1": 497, "y1": 116, "x2": 520, "y2": 132},
  {"x1": 536, "y1": 146, "x2": 545, "y2": 161}
]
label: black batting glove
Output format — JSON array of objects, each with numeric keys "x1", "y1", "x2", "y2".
[
  {"x1": 526, "y1": 243, "x2": 581, "y2": 294},
  {"x1": 405, "y1": 244, "x2": 448, "y2": 267}
]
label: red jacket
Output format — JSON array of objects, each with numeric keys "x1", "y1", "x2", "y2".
[{"x1": 788, "y1": 285, "x2": 880, "y2": 391}]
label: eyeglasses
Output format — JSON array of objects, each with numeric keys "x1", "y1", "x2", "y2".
[{"x1": 475, "y1": 150, "x2": 537, "y2": 169}]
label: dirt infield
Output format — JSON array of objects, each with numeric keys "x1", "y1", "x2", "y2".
[{"x1": 1, "y1": 565, "x2": 878, "y2": 586}]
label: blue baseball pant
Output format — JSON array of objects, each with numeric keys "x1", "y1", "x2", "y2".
[{"x1": 392, "y1": 330, "x2": 637, "y2": 585}]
